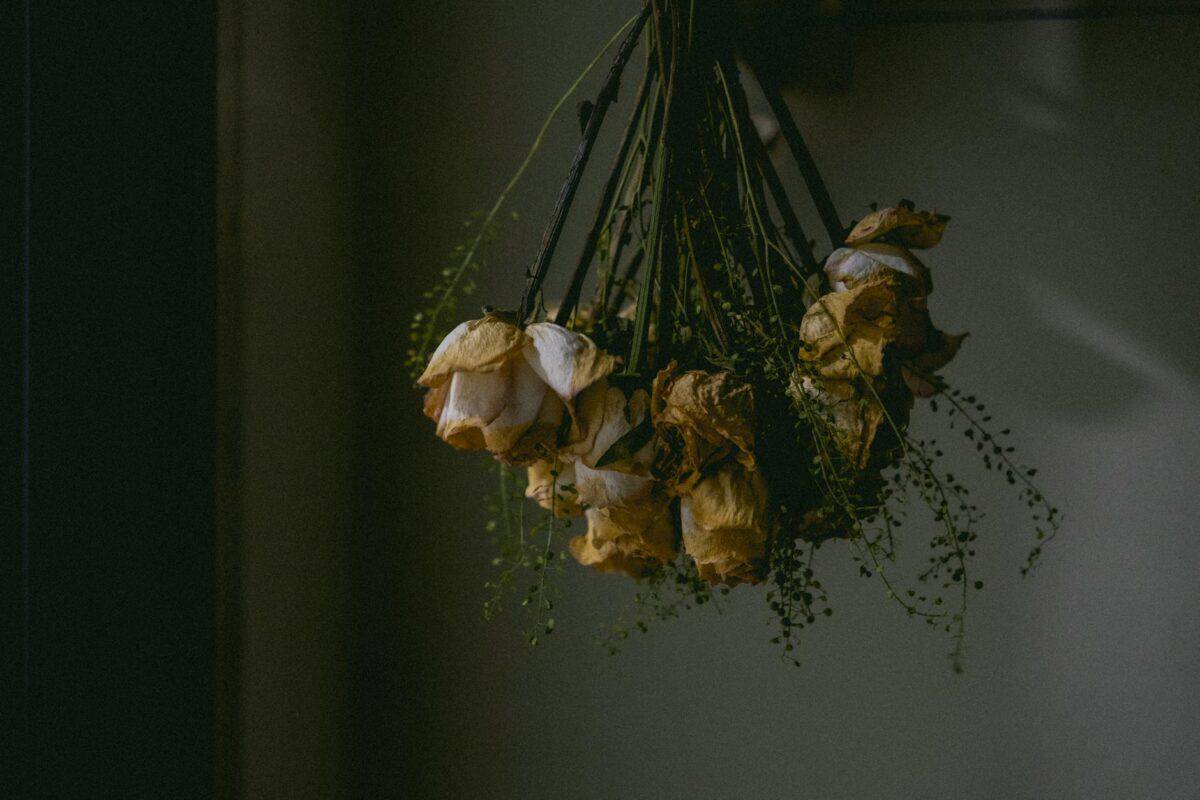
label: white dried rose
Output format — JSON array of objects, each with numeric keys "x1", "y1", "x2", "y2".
[
  {"x1": 680, "y1": 462, "x2": 768, "y2": 585},
  {"x1": 418, "y1": 315, "x2": 615, "y2": 462}
]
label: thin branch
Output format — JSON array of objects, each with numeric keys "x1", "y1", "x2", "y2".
[
  {"x1": 554, "y1": 62, "x2": 655, "y2": 326},
  {"x1": 718, "y1": 55, "x2": 819, "y2": 305},
  {"x1": 753, "y1": 69, "x2": 845, "y2": 249},
  {"x1": 517, "y1": 4, "x2": 652, "y2": 323}
]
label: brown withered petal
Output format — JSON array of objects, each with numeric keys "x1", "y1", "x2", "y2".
[
  {"x1": 680, "y1": 462, "x2": 768, "y2": 586},
  {"x1": 652, "y1": 365, "x2": 756, "y2": 492},
  {"x1": 525, "y1": 459, "x2": 583, "y2": 518},
  {"x1": 569, "y1": 503, "x2": 675, "y2": 577},
  {"x1": 800, "y1": 273, "x2": 929, "y2": 381},
  {"x1": 845, "y1": 206, "x2": 950, "y2": 250}
]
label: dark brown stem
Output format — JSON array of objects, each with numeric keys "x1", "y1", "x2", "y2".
[
  {"x1": 553, "y1": 64, "x2": 654, "y2": 326},
  {"x1": 517, "y1": 5, "x2": 652, "y2": 324},
  {"x1": 718, "y1": 58, "x2": 814, "y2": 320},
  {"x1": 754, "y1": 70, "x2": 845, "y2": 249}
]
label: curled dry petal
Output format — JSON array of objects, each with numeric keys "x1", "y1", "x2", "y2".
[
  {"x1": 845, "y1": 205, "x2": 950, "y2": 250},
  {"x1": 570, "y1": 502, "x2": 676, "y2": 577},
  {"x1": 824, "y1": 244, "x2": 930, "y2": 294},
  {"x1": 651, "y1": 365, "x2": 756, "y2": 493},
  {"x1": 680, "y1": 462, "x2": 768, "y2": 585},
  {"x1": 563, "y1": 380, "x2": 658, "y2": 509},
  {"x1": 800, "y1": 273, "x2": 930, "y2": 381},
  {"x1": 525, "y1": 459, "x2": 583, "y2": 518},
  {"x1": 417, "y1": 315, "x2": 526, "y2": 388},
  {"x1": 523, "y1": 322, "x2": 618, "y2": 404},
  {"x1": 570, "y1": 382, "x2": 653, "y2": 471}
]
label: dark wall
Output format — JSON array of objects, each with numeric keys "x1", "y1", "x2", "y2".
[
  {"x1": 223, "y1": 2, "x2": 1200, "y2": 797},
  {"x1": 11, "y1": 3, "x2": 218, "y2": 797}
]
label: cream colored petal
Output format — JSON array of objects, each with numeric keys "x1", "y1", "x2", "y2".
[
  {"x1": 481, "y1": 356, "x2": 547, "y2": 454},
  {"x1": 417, "y1": 315, "x2": 526, "y2": 388},
  {"x1": 435, "y1": 367, "x2": 509, "y2": 450},
  {"x1": 574, "y1": 459, "x2": 655, "y2": 510},
  {"x1": 824, "y1": 244, "x2": 928, "y2": 293},
  {"x1": 523, "y1": 322, "x2": 617, "y2": 402},
  {"x1": 569, "y1": 382, "x2": 653, "y2": 471}
]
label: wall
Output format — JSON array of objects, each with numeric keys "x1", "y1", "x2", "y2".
[{"x1": 228, "y1": 3, "x2": 1200, "y2": 797}]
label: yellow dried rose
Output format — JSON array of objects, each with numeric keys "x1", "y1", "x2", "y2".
[
  {"x1": 569, "y1": 501, "x2": 676, "y2": 577},
  {"x1": 680, "y1": 462, "x2": 768, "y2": 585},
  {"x1": 418, "y1": 316, "x2": 615, "y2": 462},
  {"x1": 525, "y1": 459, "x2": 583, "y2": 518},
  {"x1": 844, "y1": 205, "x2": 950, "y2": 250},
  {"x1": 651, "y1": 365, "x2": 756, "y2": 493},
  {"x1": 800, "y1": 272, "x2": 930, "y2": 381}
]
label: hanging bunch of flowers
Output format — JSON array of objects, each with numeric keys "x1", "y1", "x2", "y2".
[{"x1": 408, "y1": 0, "x2": 1059, "y2": 668}]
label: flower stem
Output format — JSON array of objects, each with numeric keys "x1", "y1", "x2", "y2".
[
  {"x1": 554, "y1": 60, "x2": 655, "y2": 326},
  {"x1": 518, "y1": 4, "x2": 652, "y2": 324},
  {"x1": 754, "y1": 69, "x2": 846, "y2": 248}
]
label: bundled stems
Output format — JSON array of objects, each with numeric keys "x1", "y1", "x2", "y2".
[
  {"x1": 754, "y1": 68, "x2": 846, "y2": 248},
  {"x1": 518, "y1": 4, "x2": 652, "y2": 323},
  {"x1": 554, "y1": 61, "x2": 655, "y2": 326}
]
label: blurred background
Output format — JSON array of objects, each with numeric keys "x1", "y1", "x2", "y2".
[{"x1": 13, "y1": 1, "x2": 1198, "y2": 798}]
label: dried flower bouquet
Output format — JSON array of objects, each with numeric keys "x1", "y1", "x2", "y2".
[{"x1": 408, "y1": 0, "x2": 1058, "y2": 667}]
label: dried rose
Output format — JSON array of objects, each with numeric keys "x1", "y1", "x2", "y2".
[
  {"x1": 651, "y1": 365, "x2": 756, "y2": 493},
  {"x1": 800, "y1": 273, "x2": 930, "y2": 381},
  {"x1": 569, "y1": 501, "x2": 676, "y2": 577},
  {"x1": 680, "y1": 462, "x2": 768, "y2": 585},
  {"x1": 418, "y1": 316, "x2": 615, "y2": 462},
  {"x1": 844, "y1": 205, "x2": 950, "y2": 250}
]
